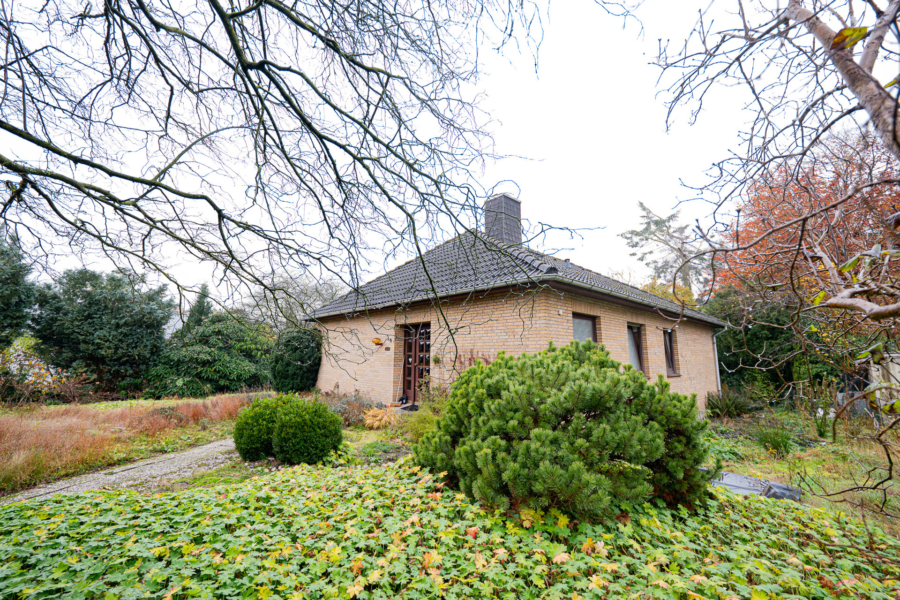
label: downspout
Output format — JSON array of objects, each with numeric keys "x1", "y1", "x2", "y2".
[{"x1": 712, "y1": 327, "x2": 727, "y2": 394}]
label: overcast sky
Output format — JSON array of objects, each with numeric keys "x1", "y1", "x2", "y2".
[{"x1": 473, "y1": 0, "x2": 746, "y2": 280}]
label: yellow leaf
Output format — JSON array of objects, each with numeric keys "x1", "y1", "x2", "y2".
[
  {"x1": 552, "y1": 552, "x2": 572, "y2": 564},
  {"x1": 599, "y1": 562, "x2": 620, "y2": 573},
  {"x1": 750, "y1": 589, "x2": 768, "y2": 600},
  {"x1": 831, "y1": 27, "x2": 869, "y2": 51},
  {"x1": 811, "y1": 290, "x2": 826, "y2": 306}
]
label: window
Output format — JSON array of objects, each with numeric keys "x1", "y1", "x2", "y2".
[
  {"x1": 627, "y1": 324, "x2": 644, "y2": 373},
  {"x1": 664, "y1": 330, "x2": 678, "y2": 376},
  {"x1": 572, "y1": 314, "x2": 596, "y2": 342}
]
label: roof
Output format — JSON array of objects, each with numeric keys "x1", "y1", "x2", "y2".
[{"x1": 313, "y1": 232, "x2": 726, "y2": 327}]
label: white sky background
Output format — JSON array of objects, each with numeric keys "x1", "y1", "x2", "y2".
[{"x1": 471, "y1": 0, "x2": 747, "y2": 279}]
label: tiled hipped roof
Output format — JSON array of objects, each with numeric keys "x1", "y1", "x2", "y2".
[{"x1": 313, "y1": 232, "x2": 725, "y2": 326}]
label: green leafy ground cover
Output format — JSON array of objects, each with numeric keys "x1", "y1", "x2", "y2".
[{"x1": 2, "y1": 461, "x2": 900, "y2": 600}]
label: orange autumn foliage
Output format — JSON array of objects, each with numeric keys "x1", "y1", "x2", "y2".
[{"x1": 716, "y1": 134, "x2": 900, "y2": 297}]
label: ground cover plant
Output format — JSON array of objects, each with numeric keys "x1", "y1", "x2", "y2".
[
  {"x1": 416, "y1": 340, "x2": 710, "y2": 519},
  {"x1": 704, "y1": 411, "x2": 900, "y2": 535},
  {"x1": 0, "y1": 393, "x2": 272, "y2": 495},
  {"x1": 2, "y1": 460, "x2": 900, "y2": 599}
]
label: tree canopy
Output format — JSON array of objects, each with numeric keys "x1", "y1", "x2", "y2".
[
  {"x1": 0, "y1": 239, "x2": 34, "y2": 349},
  {"x1": 30, "y1": 270, "x2": 174, "y2": 391}
]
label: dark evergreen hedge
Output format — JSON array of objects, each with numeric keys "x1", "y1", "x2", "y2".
[
  {"x1": 271, "y1": 328, "x2": 321, "y2": 393},
  {"x1": 414, "y1": 340, "x2": 712, "y2": 521}
]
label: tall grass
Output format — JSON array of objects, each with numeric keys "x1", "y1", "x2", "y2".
[{"x1": 0, "y1": 394, "x2": 261, "y2": 494}]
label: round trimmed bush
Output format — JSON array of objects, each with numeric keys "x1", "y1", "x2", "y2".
[
  {"x1": 233, "y1": 395, "x2": 287, "y2": 461},
  {"x1": 272, "y1": 399, "x2": 343, "y2": 465},
  {"x1": 271, "y1": 329, "x2": 321, "y2": 393},
  {"x1": 414, "y1": 340, "x2": 711, "y2": 521}
]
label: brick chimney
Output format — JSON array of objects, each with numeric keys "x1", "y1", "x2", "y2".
[{"x1": 484, "y1": 194, "x2": 522, "y2": 245}]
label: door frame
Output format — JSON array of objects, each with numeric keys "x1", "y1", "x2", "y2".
[{"x1": 401, "y1": 322, "x2": 431, "y2": 404}]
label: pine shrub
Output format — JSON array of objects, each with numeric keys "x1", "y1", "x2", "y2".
[
  {"x1": 272, "y1": 399, "x2": 343, "y2": 465},
  {"x1": 233, "y1": 395, "x2": 287, "y2": 461},
  {"x1": 414, "y1": 340, "x2": 711, "y2": 521},
  {"x1": 271, "y1": 329, "x2": 321, "y2": 393}
]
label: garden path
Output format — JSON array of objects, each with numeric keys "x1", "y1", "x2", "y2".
[{"x1": 1, "y1": 438, "x2": 237, "y2": 505}]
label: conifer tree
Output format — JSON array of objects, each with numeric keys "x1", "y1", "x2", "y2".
[
  {"x1": 414, "y1": 340, "x2": 712, "y2": 521},
  {"x1": 183, "y1": 284, "x2": 213, "y2": 337}
]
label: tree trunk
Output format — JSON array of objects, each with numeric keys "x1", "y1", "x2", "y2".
[{"x1": 785, "y1": 0, "x2": 900, "y2": 162}]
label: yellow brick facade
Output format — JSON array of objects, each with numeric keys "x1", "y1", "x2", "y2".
[{"x1": 316, "y1": 286, "x2": 719, "y2": 409}]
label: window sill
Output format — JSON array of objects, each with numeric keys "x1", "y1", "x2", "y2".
[{"x1": 667, "y1": 372, "x2": 681, "y2": 378}]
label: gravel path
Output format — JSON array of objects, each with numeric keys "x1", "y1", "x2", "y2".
[{"x1": 1, "y1": 438, "x2": 239, "y2": 505}]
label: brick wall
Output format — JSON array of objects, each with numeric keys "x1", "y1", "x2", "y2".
[{"x1": 316, "y1": 286, "x2": 718, "y2": 409}]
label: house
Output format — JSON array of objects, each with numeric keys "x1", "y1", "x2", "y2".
[{"x1": 312, "y1": 194, "x2": 725, "y2": 409}]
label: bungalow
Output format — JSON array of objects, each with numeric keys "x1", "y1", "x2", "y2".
[{"x1": 312, "y1": 194, "x2": 725, "y2": 409}]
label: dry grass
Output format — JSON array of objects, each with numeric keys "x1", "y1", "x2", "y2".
[{"x1": 0, "y1": 393, "x2": 268, "y2": 494}]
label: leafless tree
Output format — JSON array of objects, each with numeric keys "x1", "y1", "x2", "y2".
[
  {"x1": 0, "y1": 0, "x2": 638, "y2": 321},
  {"x1": 240, "y1": 273, "x2": 345, "y2": 331}
]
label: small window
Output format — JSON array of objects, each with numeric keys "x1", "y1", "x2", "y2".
[
  {"x1": 627, "y1": 324, "x2": 644, "y2": 373},
  {"x1": 572, "y1": 314, "x2": 596, "y2": 342},
  {"x1": 664, "y1": 330, "x2": 678, "y2": 376}
]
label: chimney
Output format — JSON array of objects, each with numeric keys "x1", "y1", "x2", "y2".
[{"x1": 484, "y1": 194, "x2": 522, "y2": 245}]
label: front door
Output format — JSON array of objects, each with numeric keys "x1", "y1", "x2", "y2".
[{"x1": 402, "y1": 323, "x2": 431, "y2": 404}]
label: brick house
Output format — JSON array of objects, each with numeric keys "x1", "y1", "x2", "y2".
[{"x1": 313, "y1": 195, "x2": 725, "y2": 409}]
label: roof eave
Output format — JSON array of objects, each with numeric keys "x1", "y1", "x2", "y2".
[{"x1": 311, "y1": 274, "x2": 726, "y2": 328}]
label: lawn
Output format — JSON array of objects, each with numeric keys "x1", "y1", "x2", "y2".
[
  {"x1": 0, "y1": 392, "x2": 275, "y2": 495},
  {"x1": 2, "y1": 460, "x2": 899, "y2": 599}
]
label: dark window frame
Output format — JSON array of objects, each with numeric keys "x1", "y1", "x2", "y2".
[
  {"x1": 572, "y1": 313, "x2": 597, "y2": 343},
  {"x1": 663, "y1": 329, "x2": 679, "y2": 377},
  {"x1": 627, "y1": 323, "x2": 645, "y2": 374}
]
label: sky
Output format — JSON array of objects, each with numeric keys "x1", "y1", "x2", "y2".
[{"x1": 471, "y1": 0, "x2": 747, "y2": 280}]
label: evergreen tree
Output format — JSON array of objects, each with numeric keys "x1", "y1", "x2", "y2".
[
  {"x1": 30, "y1": 270, "x2": 174, "y2": 391},
  {"x1": 183, "y1": 284, "x2": 213, "y2": 336},
  {"x1": 0, "y1": 239, "x2": 34, "y2": 349},
  {"x1": 414, "y1": 340, "x2": 711, "y2": 521},
  {"x1": 144, "y1": 312, "x2": 274, "y2": 398},
  {"x1": 271, "y1": 328, "x2": 322, "y2": 392}
]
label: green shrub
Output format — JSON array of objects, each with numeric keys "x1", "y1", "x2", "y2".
[
  {"x1": 706, "y1": 387, "x2": 758, "y2": 418},
  {"x1": 271, "y1": 329, "x2": 321, "y2": 392},
  {"x1": 400, "y1": 409, "x2": 439, "y2": 442},
  {"x1": 233, "y1": 395, "x2": 287, "y2": 461},
  {"x1": 753, "y1": 417, "x2": 795, "y2": 457},
  {"x1": 414, "y1": 340, "x2": 711, "y2": 521},
  {"x1": 144, "y1": 313, "x2": 273, "y2": 398},
  {"x1": 272, "y1": 399, "x2": 343, "y2": 465},
  {"x1": 397, "y1": 385, "x2": 446, "y2": 442}
]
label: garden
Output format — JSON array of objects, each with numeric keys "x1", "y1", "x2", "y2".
[{"x1": 4, "y1": 340, "x2": 900, "y2": 599}]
